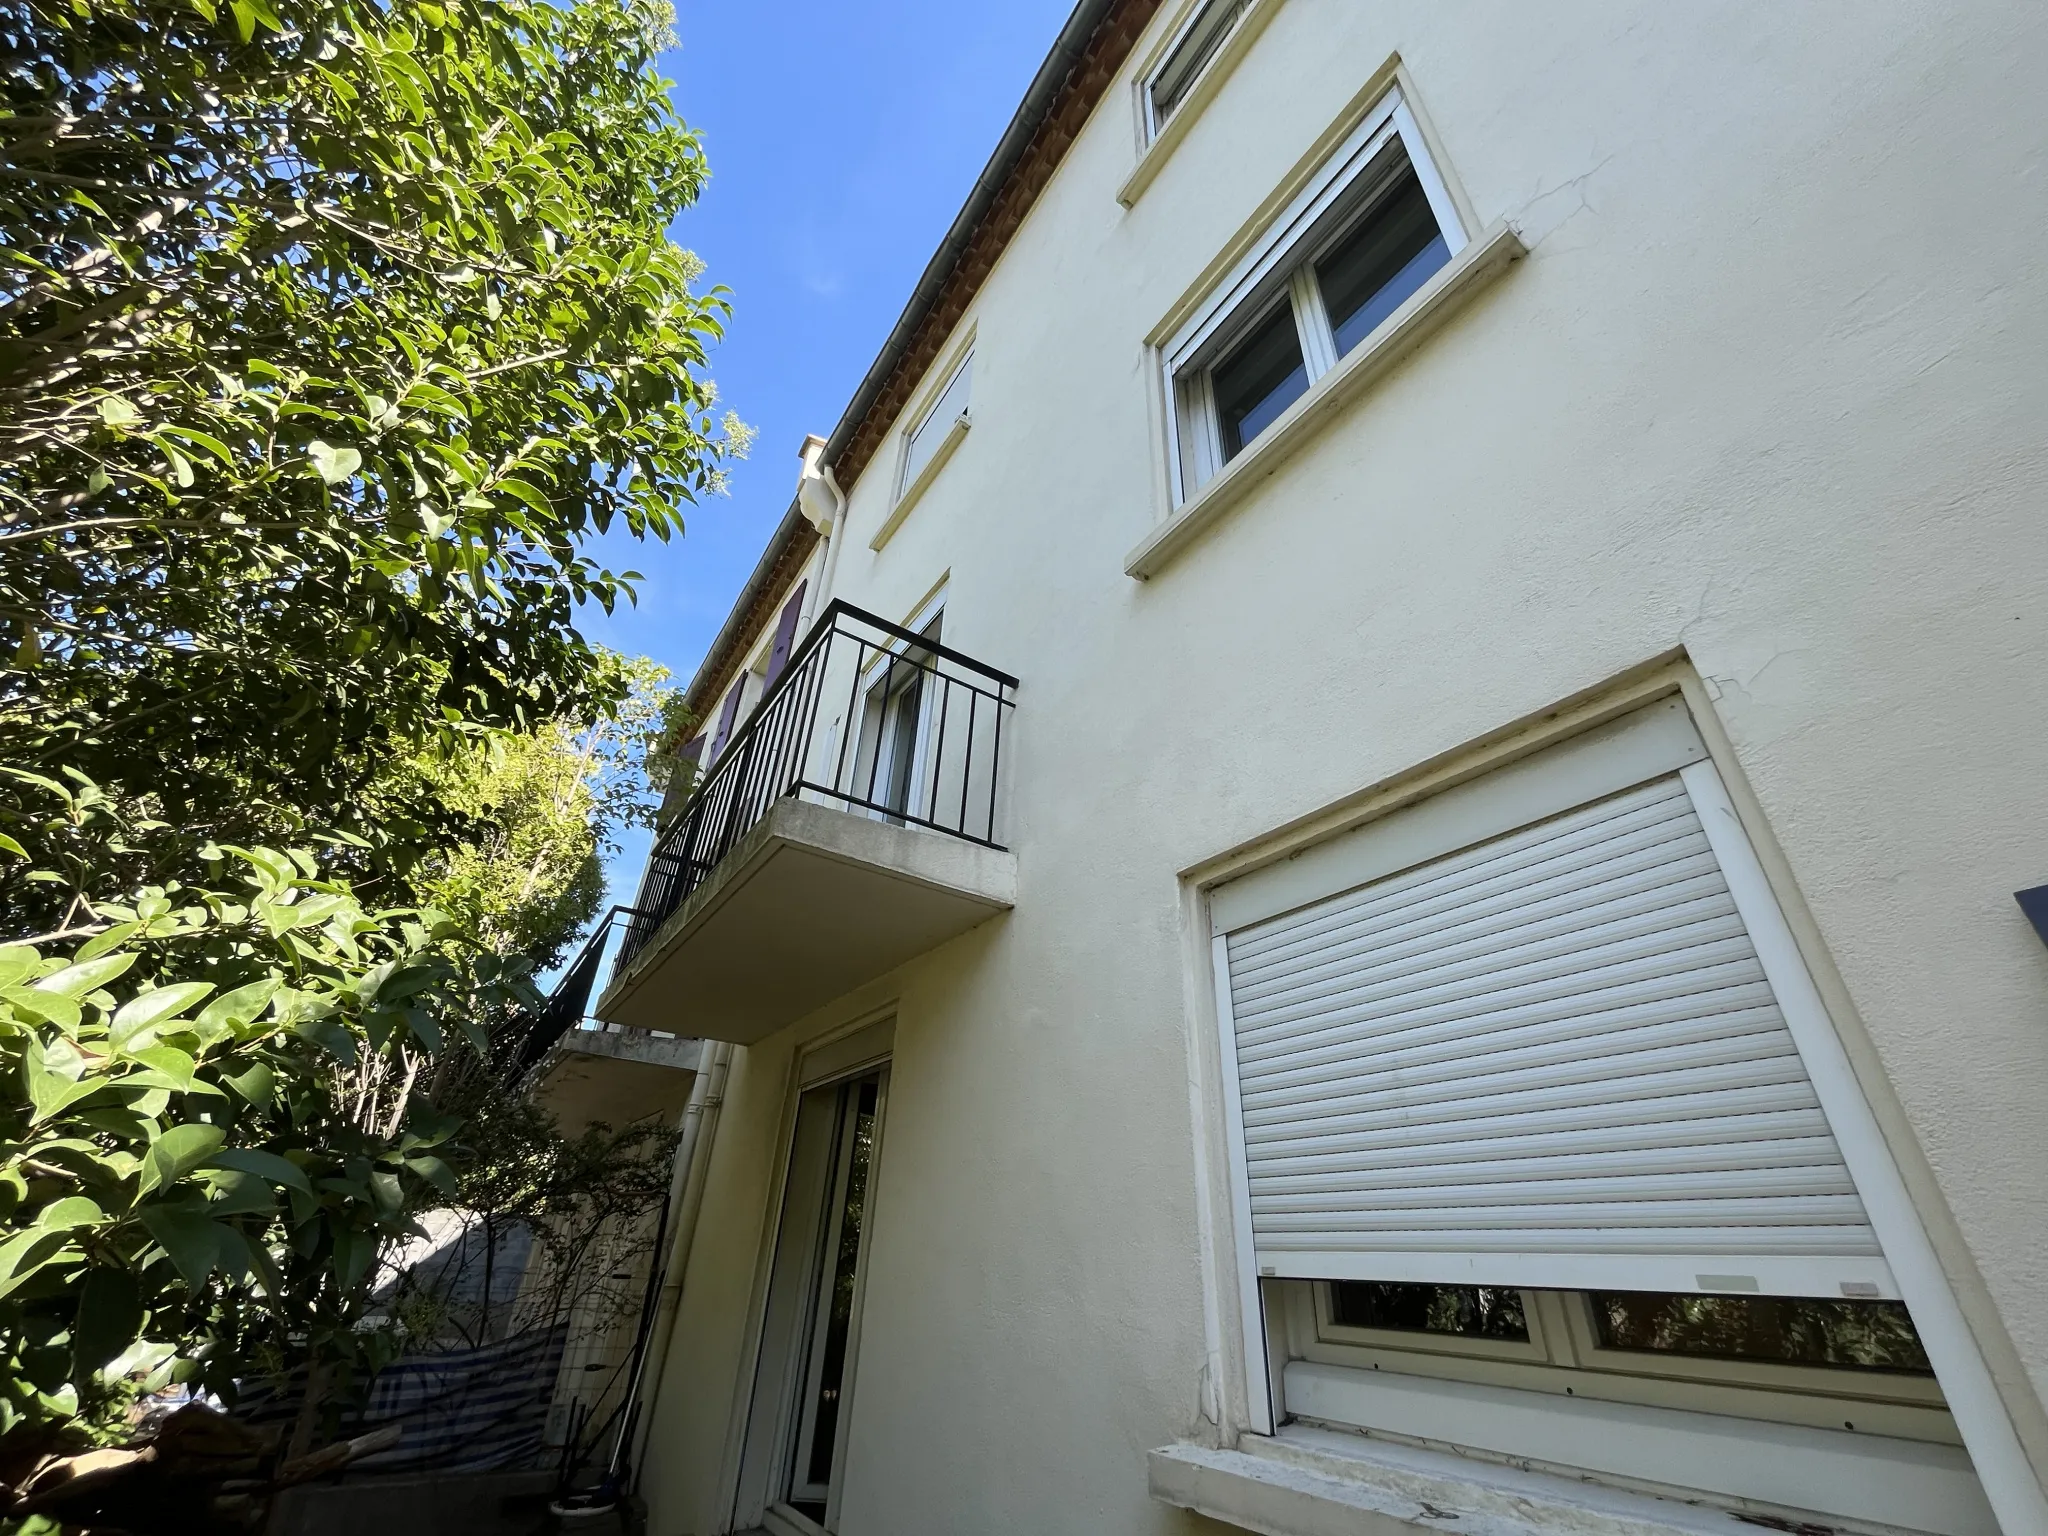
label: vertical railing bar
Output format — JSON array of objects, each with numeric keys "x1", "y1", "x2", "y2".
[
  {"x1": 987, "y1": 692, "x2": 1007, "y2": 844},
  {"x1": 834, "y1": 624, "x2": 865, "y2": 798},
  {"x1": 929, "y1": 674, "x2": 951, "y2": 829},
  {"x1": 959, "y1": 689, "x2": 977, "y2": 833}
]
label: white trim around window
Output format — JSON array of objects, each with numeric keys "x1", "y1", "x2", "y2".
[
  {"x1": 1162, "y1": 86, "x2": 1463, "y2": 502},
  {"x1": 1181, "y1": 678, "x2": 2048, "y2": 1535},
  {"x1": 1128, "y1": 81, "x2": 1523, "y2": 578},
  {"x1": 873, "y1": 343, "x2": 973, "y2": 552},
  {"x1": 1119, "y1": 0, "x2": 1283, "y2": 207}
]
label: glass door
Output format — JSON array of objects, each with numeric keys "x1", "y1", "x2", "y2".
[{"x1": 783, "y1": 1072, "x2": 882, "y2": 1525}]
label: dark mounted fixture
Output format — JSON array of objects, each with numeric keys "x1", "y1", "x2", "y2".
[{"x1": 2014, "y1": 886, "x2": 2048, "y2": 949}]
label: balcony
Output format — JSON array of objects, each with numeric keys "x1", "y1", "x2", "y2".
[{"x1": 595, "y1": 601, "x2": 1018, "y2": 1042}]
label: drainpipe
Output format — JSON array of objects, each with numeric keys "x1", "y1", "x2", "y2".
[
  {"x1": 797, "y1": 434, "x2": 849, "y2": 608},
  {"x1": 625, "y1": 1039, "x2": 735, "y2": 1492}
]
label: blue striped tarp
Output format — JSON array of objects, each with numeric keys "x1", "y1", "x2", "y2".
[{"x1": 237, "y1": 1326, "x2": 568, "y2": 1473}]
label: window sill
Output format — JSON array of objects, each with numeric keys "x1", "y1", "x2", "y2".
[
  {"x1": 1124, "y1": 221, "x2": 1525, "y2": 580},
  {"x1": 871, "y1": 413, "x2": 969, "y2": 552},
  {"x1": 1152, "y1": 1426, "x2": 1820, "y2": 1536},
  {"x1": 1118, "y1": 0, "x2": 1285, "y2": 210}
]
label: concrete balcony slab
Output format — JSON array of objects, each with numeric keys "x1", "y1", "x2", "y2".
[{"x1": 594, "y1": 797, "x2": 1015, "y2": 1042}]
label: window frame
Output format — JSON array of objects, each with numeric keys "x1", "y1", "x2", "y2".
[
  {"x1": 1141, "y1": 0, "x2": 1253, "y2": 144},
  {"x1": 1295, "y1": 1283, "x2": 1954, "y2": 1440},
  {"x1": 1161, "y1": 86, "x2": 1466, "y2": 506},
  {"x1": 1183, "y1": 678, "x2": 2046, "y2": 1529},
  {"x1": 895, "y1": 347, "x2": 973, "y2": 502}
]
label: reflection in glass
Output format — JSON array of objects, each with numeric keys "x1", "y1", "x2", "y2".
[
  {"x1": 1315, "y1": 167, "x2": 1449, "y2": 358},
  {"x1": 1591, "y1": 1291, "x2": 1934, "y2": 1374},
  {"x1": 1213, "y1": 302, "x2": 1308, "y2": 461},
  {"x1": 1329, "y1": 1281, "x2": 1529, "y2": 1341},
  {"x1": 1150, "y1": 0, "x2": 1251, "y2": 129}
]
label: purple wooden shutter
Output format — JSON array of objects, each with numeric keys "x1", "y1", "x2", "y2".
[
  {"x1": 764, "y1": 581, "x2": 809, "y2": 687},
  {"x1": 678, "y1": 734, "x2": 705, "y2": 767},
  {"x1": 708, "y1": 680, "x2": 744, "y2": 762}
]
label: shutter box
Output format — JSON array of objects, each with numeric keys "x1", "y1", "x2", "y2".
[{"x1": 1210, "y1": 700, "x2": 1898, "y2": 1302}]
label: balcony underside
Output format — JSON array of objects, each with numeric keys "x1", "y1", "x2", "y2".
[
  {"x1": 532, "y1": 1031, "x2": 702, "y2": 1135},
  {"x1": 595, "y1": 798, "x2": 1015, "y2": 1043}
]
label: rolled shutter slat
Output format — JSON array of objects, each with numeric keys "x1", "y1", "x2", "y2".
[{"x1": 1219, "y1": 772, "x2": 1887, "y2": 1294}]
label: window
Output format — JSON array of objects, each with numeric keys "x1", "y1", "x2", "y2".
[
  {"x1": 1206, "y1": 700, "x2": 2001, "y2": 1530},
  {"x1": 1144, "y1": 0, "x2": 1251, "y2": 140},
  {"x1": 1299, "y1": 1281, "x2": 1947, "y2": 1438},
  {"x1": 1163, "y1": 89, "x2": 1465, "y2": 501},
  {"x1": 896, "y1": 349, "x2": 971, "y2": 500}
]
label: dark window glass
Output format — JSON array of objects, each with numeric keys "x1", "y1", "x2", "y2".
[
  {"x1": 1315, "y1": 168, "x2": 1450, "y2": 358},
  {"x1": 800, "y1": 1078, "x2": 881, "y2": 1494},
  {"x1": 1150, "y1": 0, "x2": 1251, "y2": 128},
  {"x1": 1591, "y1": 1292, "x2": 1935, "y2": 1375},
  {"x1": 1213, "y1": 302, "x2": 1308, "y2": 461},
  {"x1": 1329, "y1": 1281, "x2": 1529, "y2": 1341}
]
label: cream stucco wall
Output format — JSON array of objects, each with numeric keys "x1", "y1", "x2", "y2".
[{"x1": 636, "y1": 2, "x2": 2048, "y2": 1531}]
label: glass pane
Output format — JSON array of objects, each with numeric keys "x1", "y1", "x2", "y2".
[
  {"x1": 1315, "y1": 168, "x2": 1450, "y2": 358},
  {"x1": 801, "y1": 1078, "x2": 881, "y2": 1491},
  {"x1": 1149, "y1": 0, "x2": 1251, "y2": 129},
  {"x1": 1591, "y1": 1292, "x2": 1934, "y2": 1375},
  {"x1": 1213, "y1": 302, "x2": 1308, "y2": 461},
  {"x1": 1329, "y1": 1281, "x2": 1529, "y2": 1341},
  {"x1": 899, "y1": 352, "x2": 972, "y2": 494}
]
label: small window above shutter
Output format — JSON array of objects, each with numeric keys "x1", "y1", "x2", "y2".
[{"x1": 764, "y1": 581, "x2": 809, "y2": 687}]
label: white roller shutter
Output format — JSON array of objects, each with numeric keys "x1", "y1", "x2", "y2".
[{"x1": 1212, "y1": 705, "x2": 1897, "y2": 1300}]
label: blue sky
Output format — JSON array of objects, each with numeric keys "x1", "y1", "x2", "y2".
[{"x1": 576, "y1": 0, "x2": 1076, "y2": 911}]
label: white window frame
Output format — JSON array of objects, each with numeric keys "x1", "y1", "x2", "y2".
[
  {"x1": 1294, "y1": 1282, "x2": 1955, "y2": 1440},
  {"x1": 1141, "y1": 0, "x2": 1254, "y2": 144},
  {"x1": 1161, "y1": 86, "x2": 1466, "y2": 505},
  {"x1": 1188, "y1": 684, "x2": 2048, "y2": 1535},
  {"x1": 894, "y1": 349, "x2": 972, "y2": 501}
]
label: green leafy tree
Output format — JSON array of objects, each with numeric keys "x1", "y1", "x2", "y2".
[
  {"x1": 0, "y1": 0, "x2": 747, "y2": 907},
  {"x1": 405, "y1": 652, "x2": 677, "y2": 972},
  {"x1": 0, "y1": 779, "x2": 536, "y2": 1480}
]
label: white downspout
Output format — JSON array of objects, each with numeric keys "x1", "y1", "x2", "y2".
[
  {"x1": 628, "y1": 1039, "x2": 735, "y2": 1492},
  {"x1": 797, "y1": 433, "x2": 849, "y2": 610}
]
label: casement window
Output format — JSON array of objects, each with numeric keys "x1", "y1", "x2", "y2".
[
  {"x1": 1163, "y1": 87, "x2": 1465, "y2": 501},
  {"x1": 1205, "y1": 699, "x2": 2004, "y2": 1532},
  {"x1": 896, "y1": 350, "x2": 972, "y2": 501},
  {"x1": 734, "y1": 1024, "x2": 893, "y2": 1536},
  {"x1": 1143, "y1": 0, "x2": 1252, "y2": 141}
]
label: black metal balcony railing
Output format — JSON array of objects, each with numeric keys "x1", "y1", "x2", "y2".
[
  {"x1": 618, "y1": 600, "x2": 1018, "y2": 968},
  {"x1": 501, "y1": 906, "x2": 643, "y2": 1077}
]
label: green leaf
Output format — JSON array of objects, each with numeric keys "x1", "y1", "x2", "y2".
[
  {"x1": 0, "y1": 834, "x2": 24, "y2": 857},
  {"x1": 0, "y1": 1229, "x2": 76, "y2": 1301},
  {"x1": 0, "y1": 945, "x2": 37, "y2": 988},
  {"x1": 73, "y1": 1266, "x2": 144, "y2": 1374},
  {"x1": 222, "y1": 1062, "x2": 276, "y2": 1105},
  {"x1": 369, "y1": 1169, "x2": 403, "y2": 1216},
  {"x1": 137, "y1": 1207, "x2": 226, "y2": 1289},
  {"x1": 208, "y1": 1148, "x2": 313, "y2": 1196},
  {"x1": 35, "y1": 1196, "x2": 107, "y2": 1231},
  {"x1": 111, "y1": 982, "x2": 215, "y2": 1047},
  {"x1": 36, "y1": 952, "x2": 136, "y2": 999},
  {"x1": 197, "y1": 978, "x2": 281, "y2": 1032},
  {"x1": 129, "y1": 1045, "x2": 197, "y2": 1089},
  {"x1": 137, "y1": 1123, "x2": 228, "y2": 1199},
  {"x1": 404, "y1": 1155, "x2": 456, "y2": 1199},
  {"x1": 307, "y1": 440, "x2": 363, "y2": 485}
]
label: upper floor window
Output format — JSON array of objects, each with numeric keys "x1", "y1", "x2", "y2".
[
  {"x1": 1144, "y1": 0, "x2": 1252, "y2": 141},
  {"x1": 1163, "y1": 88, "x2": 1466, "y2": 501},
  {"x1": 897, "y1": 349, "x2": 972, "y2": 500}
]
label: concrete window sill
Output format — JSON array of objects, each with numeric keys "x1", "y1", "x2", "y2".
[
  {"x1": 1124, "y1": 221, "x2": 1525, "y2": 580},
  {"x1": 1148, "y1": 1426, "x2": 1825, "y2": 1536}
]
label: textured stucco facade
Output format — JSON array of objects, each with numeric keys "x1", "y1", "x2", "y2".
[{"x1": 628, "y1": 3, "x2": 2048, "y2": 1532}]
